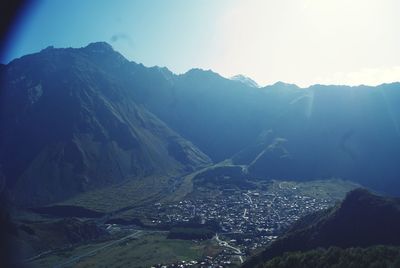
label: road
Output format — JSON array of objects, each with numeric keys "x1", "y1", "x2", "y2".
[
  {"x1": 214, "y1": 233, "x2": 244, "y2": 264},
  {"x1": 24, "y1": 250, "x2": 54, "y2": 263},
  {"x1": 54, "y1": 230, "x2": 143, "y2": 268},
  {"x1": 192, "y1": 205, "x2": 196, "y2": 217}
]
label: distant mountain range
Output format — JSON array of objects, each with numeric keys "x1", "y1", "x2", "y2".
[
  {"x1": 244, "y1": 188, "x2": 400, "y2": 267},
  {"x1": 1, "y1": 42, "x2": 400, "y2": 205}
]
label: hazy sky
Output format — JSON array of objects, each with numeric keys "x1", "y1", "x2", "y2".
[{"x1": 3, "y1": 0, "x2": 400, "y2": 87}]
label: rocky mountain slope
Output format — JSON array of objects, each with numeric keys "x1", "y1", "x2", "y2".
[{"x1": 0, "y1": 42, "x2": 211, "y2": 206}]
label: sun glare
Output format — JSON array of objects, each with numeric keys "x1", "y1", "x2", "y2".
[{"x1": 212, "y1": 0, "x2": 400, "y2": 87}]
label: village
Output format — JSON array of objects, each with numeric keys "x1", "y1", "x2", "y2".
[{"x1": 151, "y1": 182, "x2": 336, "y2": 267}]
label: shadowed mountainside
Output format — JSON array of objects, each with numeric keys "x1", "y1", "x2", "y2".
[
  {"x1": 258, "y1": 246, "x2": 400, "y2": 268},
  {"x1": 244, "y1": 189, "x2": 400, "y2": 267},
  {"x1": 0, "y1": 42, "x2": 211, "y2": 206}
]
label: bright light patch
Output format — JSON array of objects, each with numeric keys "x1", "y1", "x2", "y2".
[{"x1": 211, "y1": 0, "x2": 400, "y2": 87}]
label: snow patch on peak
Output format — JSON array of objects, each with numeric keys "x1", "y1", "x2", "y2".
[{"x1": 230, "y1": 74, "x2": 260, "y2": 88}]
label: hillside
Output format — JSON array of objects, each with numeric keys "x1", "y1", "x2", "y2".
[
  {"x1": 244, "y1": 189, "x2": 400, "y2": 267},
  {"x1": 260, "y1": 246, "x2": 400, "y2": 268},
  {"x1": 0, "y1": 42, "x2": 211, "y2": 206}
]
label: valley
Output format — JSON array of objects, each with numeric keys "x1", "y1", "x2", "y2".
[{"x1": 20, "y1": 172, "x2": 358, "y2": 267}]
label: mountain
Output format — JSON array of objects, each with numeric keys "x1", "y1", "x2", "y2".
[
  {"x1": 1, "y1": 42, "x2": 400, "y2": 206},
  {"x1": 230, "y1": 74, "x2": 260, "y2": 88},
  {"x1": 232, "y1": 83, "x2": 400, "y2": 195},
  {"x1": 0, "y1": 42, "x2": 211, "y2": 206},
  {"x1": 244, "y1": 189, "x2": 400, "y2": 267},
  {"x1": 129, "y1": 64, "x2": 400, "y2": 195}
]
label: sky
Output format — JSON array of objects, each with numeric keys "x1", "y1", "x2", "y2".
[{"x1": 2, "y1": 0, "x2": 400, "y2": 87}]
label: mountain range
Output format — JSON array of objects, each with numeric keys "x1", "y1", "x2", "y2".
[{"x1": 1, "y1": 42, "x2": 400, "y2": 206}]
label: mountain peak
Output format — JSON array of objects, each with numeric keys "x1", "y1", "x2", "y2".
[
  {"x1": 272, "y1": 81, "x2": 298, "y2": 87},
  {"x1": 263, "y1": 81, "x2": 300, "y2": 91},
  {"x1": 230, "y1": 74, "x2": 260, "y2": 88},
  {"x1": 84, "y1": 42, "x2": 114, "y2": 52},
  {"x1": 182, "y1": 68, "x2": 222, "y2": 80}
]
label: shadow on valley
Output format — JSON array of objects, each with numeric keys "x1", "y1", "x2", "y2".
[{"x1": 30, "y1": 205, "x2": 105, "y2": 218}]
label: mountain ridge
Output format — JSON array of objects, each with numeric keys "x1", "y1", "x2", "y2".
[
  {"x1": 244, "y1": 188, "x2": 400, "y2": 267},
  {"x1": 10, "y1": 42, "x2": 400, "y2": 89}
]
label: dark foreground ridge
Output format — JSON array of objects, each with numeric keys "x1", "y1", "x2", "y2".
[
  {"x1": 260, "y1": 246, "x2": 400, "y2": 268},
  {"x1": 244, "y1": 188, "x2": 400, "y2": 267}
]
